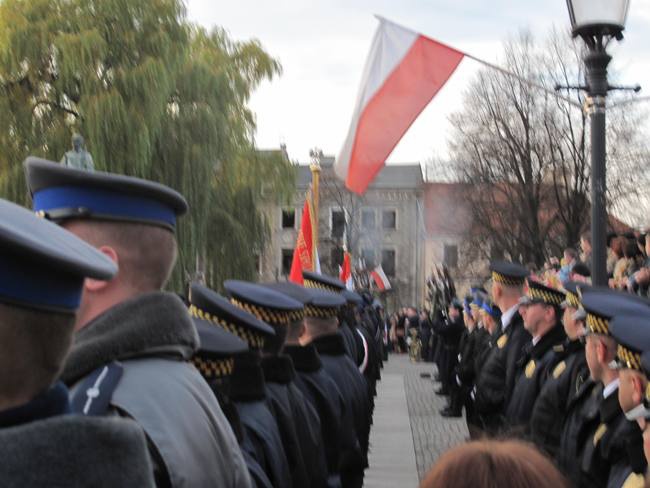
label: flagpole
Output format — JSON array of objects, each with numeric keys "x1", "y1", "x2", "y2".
[{"x1": 309, "y1": 151, "x2": 321, "y2": 269}]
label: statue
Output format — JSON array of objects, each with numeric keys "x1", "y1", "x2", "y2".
[{"x1": 61, "y1": 133, "x2": 94, "y2": 171}]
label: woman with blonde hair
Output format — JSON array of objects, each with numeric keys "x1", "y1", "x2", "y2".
[{"x1": 420, "y1": 440, "x2": 570, "y2": 488}]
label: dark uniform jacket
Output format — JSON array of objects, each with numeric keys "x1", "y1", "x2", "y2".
[
  {"x1": 457, "y1": 327, "x2": 478, "y2": 385},
  {"x1": 0, "y1": 382, "x2": 155, "y2": 487},
  {"x1": 530, "y1": 339, "x2": 588, "y2": 456},
  {"x1": 61, "y1": 292, "x2": 250, "y2": 488},
  {"x1": 505, "y1": 322, "x2": 567, "y2": 433},
  {"x1": 285, "y1": 344, "x2": 354, "y2": 488},
  {"x1": 557, "y1": 379, "x2": 602, "y2": 486},
  {"x1": 580, "y1": 387, "x2": 646, "y2": 488},
  {"x1": 312, "y1": 333, "x2": 370, "y2": 488},
  {"x1": 231, "y1": 353, "x2": 292, "y2": 488},
  {"x1": 262, "y1": 355, "x2": 328, "y2": 488},
  {"x1": 472, "y1": 326, "x2": 493, "y2": 379},
  {"x1": 474, "y1": 311, "x2": 530, "y2": 432}
]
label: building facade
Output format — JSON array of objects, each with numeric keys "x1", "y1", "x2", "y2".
[{"x1": 260, "y1": 156, "x2": 426, "y2": 310}]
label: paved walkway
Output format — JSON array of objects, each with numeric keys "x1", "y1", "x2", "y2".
[{"x1": 364, "y1": 354, "x2": 468, "y2": 487}]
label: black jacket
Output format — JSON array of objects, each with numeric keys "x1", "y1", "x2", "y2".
[
  {"x1": 505, "y1": 322, "x2": 567, "y2": 432},
  {"x1": 474, "y1": 311, "x2": 530, "y2": 429},
  {"x1": 285, "y1": 344, "x2": 360, "y2": 488},
  {"x1": 262, "y1": 355, "x2": 328, "y2": 488},
  {"x1": 312, "y1": 333, "x2": 370, "y2": 488},
  {"x1": 530, "y1": 339, "x2": 588, "y2": 456},
  {"x1": 557, "y1": 379, "x2": 602, "y2": 486},
  {"x1": 457, "y1": 328, "x2": 478, "y2": 385},
  {"x1": 231, "y1": 353, "x2": 291, "y2": 488},
  {"x1": 580, "y1": 388, "x2": 646, "y2": 488}
]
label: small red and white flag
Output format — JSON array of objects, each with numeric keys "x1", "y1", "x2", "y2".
[
  {"x1": 370, "y1": 265, "x2": 391, "y2": 291},
  {"x1": 339, "y1": 251, "x2": 354, "y2": 290},
  {"x1": 335, "y1": 17, "x2": 464, "y2": 194}
]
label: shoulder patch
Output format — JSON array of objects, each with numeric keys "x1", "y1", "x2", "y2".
[
  {"x1": 497, "y1": 334, "x2": 508, "y2": 349},
  {"x1": 593, "y1": 423, "x2": 607, "y2": 447},
  {"x1": 553, "y1": 344, "x2": 565, "y2": 353},
  {"x1": 525, "y1": 360, "x2": 536, "y2": 379},
  {"x1": 622, "y1": 472, "x2": 645, "y2": 488},
  {"x1": 552, "y1": 361, "x2": 567, "y2": 379}
]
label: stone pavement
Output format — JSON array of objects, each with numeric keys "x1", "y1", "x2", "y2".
[{"x1": 364, "y1": 354, "x2": 468, "y2": 487}]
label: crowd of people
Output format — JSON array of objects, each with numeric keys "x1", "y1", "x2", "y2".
[
  {"x1": 0, "y1": 157, "x2": 386, "y2": 487},
  {"x1": 410, "y1": 233, "x2": 650, "y2": 487}
]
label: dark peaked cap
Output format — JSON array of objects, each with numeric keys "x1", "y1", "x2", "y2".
[
  {"x1": 342, "y1": 289, "x2": 363, "y2": 305},
  {"x1": 581, "y1": 289, "x2": 650, "y2": 336},
  {"x1": 304, "y1": 288, "x2": 346, "y2": 319},
  {"x1": 189, "y1": 282, "x2": 273, "y2": 350},
  {"x1": 262, "y1": 281, "x2": 311, "y2": 306},
  {"x1": 191, "y1": 318, "x2": 248, "y2": 380},
  {"x1": 303, "y1": 271, "x2": 345, "y2": 292},
  {"x1": 520, "y1": 280, "x2": 565, "y2": 307},
  {"x1": 24, "y1": 157, "x2": 187, "y2": 230},
  {"x1": 225, "y1": 280, "x2": 303, "y2": 326},
  {"x1": 489, "y1": 260, "x2": 528, "y2": 286},
  {"x1": 610, "y1": 315, "x2": 650, "y2": 372},
  {"x1": 0, "y1": 198, "x2": 117, "y2": 312}
]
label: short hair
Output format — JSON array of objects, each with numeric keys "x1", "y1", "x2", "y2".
[
  {"x1": 581, "y1": 232, "x2": 591, "y2": 244},
  {"x1": 0, "y1": 303, "x2": 75, "y2": 400},
  {"x1": 419, "y1": 440, "x2": 569, "y2": 488},
  {"x1": 64, "y1": 220, "x2": 177, "y2": 291},
  {"x1": 304, "y1": 316, "x2": 338, "y2": 338},
  {"x1": 564, "y1": 248, "x2": 578, "y2": 260},
  {"x1": 262, "y1": 323, "x2": 288, "y2": 355}
]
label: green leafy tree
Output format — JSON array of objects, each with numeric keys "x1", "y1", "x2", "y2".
[{"x1": 0, "y1": 0, "x2": 294, "y2": 290}]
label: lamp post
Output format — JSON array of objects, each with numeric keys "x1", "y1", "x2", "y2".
[{"x1": 564, "y1": 0, "x2": 630, "y2": 286}]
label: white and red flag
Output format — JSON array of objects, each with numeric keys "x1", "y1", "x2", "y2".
[
  {"x1": 335, "y1": 17, "x2": 464, "y2": 194},
  {"x1": 339, "y1": 251, "x2": 354, "y2": 290},
  {"x1": 370, "y1": 265, "x2": 391, "y2": 291}
]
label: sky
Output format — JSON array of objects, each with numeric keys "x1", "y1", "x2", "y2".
[{"x1": 186, "y1": 1, "x2": 650, "y2": 166}]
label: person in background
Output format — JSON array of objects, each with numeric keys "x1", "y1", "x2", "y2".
[
  {"x1": 558, "y1": 248, "x2": 578, "y2": 285},
  {"x1": 580, "y1": 232, "x2": 592, "y2": 271},
  {"x1": 419, "y1": 440, "x2": 570, "y2": 488}
]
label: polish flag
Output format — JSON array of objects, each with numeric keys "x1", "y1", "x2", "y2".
[
  {"x1": 335, "y1": 17, "x2": 464, "y2": 194},
  {"x1": 339, "y1": 251, "x2": 354, "y2": 290},
  {"x1": 370, "y1": 265, "x2": 391, "y2": 291}
]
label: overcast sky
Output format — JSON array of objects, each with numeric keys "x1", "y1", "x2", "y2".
[{"x1": 187, "y1": 1, "x2": 650, "y2": 165}]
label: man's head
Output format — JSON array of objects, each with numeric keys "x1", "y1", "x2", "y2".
[
  {"x1": 560, "y1": 283, "x2": 585, "y2": 340},
  {"x1": 563, "y1": 248, "x2": 578, "y2": 265},
  {"x1": 489, "y1": 261, "x2": 527, "y2": 311},
  {"x1": 0, "y1": 197, "x2": 116, "y2": 408},
  {"x1": 518, "y1": 280, "x2": 564, "y2": 337},
  {"x1": 24, "y1": 157, "x2": 188, "y2": 329},
  {"x1": 262, "y1": 282, "x2": 311, "y2": 346},
  {"x1": 585, "y1": 333, "x2": 617, "y2": 382},
  {"x1": 299, "y1": 288, "x2": 346, "y2": 345},
  {"x1": 71, "y1": 133, "x2": 84, "y2": 151}
]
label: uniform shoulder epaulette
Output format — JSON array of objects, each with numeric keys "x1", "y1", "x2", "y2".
[
  {"x1": 552, "y1": 360, "x2": 566, "y2": 379},
  {"x1": 553, "y1": 344, "x2": 565, "y2": 353},
  {"x1": 497, "y1": 334, "x2": 508, "y2": 349}
]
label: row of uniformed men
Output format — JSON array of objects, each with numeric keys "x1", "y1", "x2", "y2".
[
  {"x1": 0, "y1": 156, "x2": 381, "y2": 488},
  {"x1": 447, "y1": 260, "x2": 650, "y2": 487}
]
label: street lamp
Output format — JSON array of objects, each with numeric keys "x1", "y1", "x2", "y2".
[{"x1": 564, "y1": 0, "x2": 630, "y2": 286}]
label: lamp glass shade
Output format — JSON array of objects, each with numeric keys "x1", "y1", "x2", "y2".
[{"x1": 567, "y1": 0, "x2": 630, "y2": 33}]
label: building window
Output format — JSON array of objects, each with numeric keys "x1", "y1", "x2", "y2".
[
  {"x1": 362, "y1": 248, "x2": 376, "y2": 269},
  {"x1": 330, "y1": 247, "x2": 344, "y2": 270},
  {"x1": 331, "y1": 209, "x2": 345, "y2": 239},
  {"x1": 281, "y1": 249, "x2": 294, "y2": 276},
  {"x1": 382, "y1": 249, "x2": 396, "y2": 277},
  {"x1": 443, "y1": 244, "x2": 458, "y2": 269},
  {"x1": 281, "y1": 208, "x2": 296, "y2": 229},
  {"x1": 361, "y1": 209, "x2": 376, "y2": 230},
  {"x1": 382, "y1": 209, "x2": 397, "y2": 230}
]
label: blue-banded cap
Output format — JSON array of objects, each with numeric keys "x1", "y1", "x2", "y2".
[
  {"x1": 302, "y1": 271, "x2": 345, "y2": 293},
  {"x1": 481, "y1": 300, "x2": 502, "y2": 320},
  {"x1": 581, "y1": 289, "x2": 650, "y2": 336},
  {"x1": 189, "y1": 282, "x2": 274, "y2": 350},
  {"x1": 489, "y1": 260, "x2": 528, "y2": 287},
  {"x1": 610, "y1": 315, "x2": 650, "y2": 372},
  {"x1": 304, "y1": 288, "x2": 346, "y2": 319},
  {"x1": 519, "y1": 280, "x2": 565, "y2": 307},
  {"x1": 25, "y1": 157, "x2": 187, "y2": 231},
  {"x1": 225, "y1": 280, "x2": 304, "y2": 326},
  {"x1": 0, "y1": 197, "x2": 117, "y2": 312}
]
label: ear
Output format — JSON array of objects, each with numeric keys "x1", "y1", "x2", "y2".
[
  {"x1": 84, "y1": 245, "x2": 119, "y2": 292},
  {"x1": 632, "y1": 376, "x2": 645, "y2": 406},
  {"x1": 596, "y1": 340, "x2": 608, "y2": 364}
]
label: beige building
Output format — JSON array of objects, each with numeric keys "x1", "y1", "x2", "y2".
[{"x1": 260, "y1": 156, "x2": 426, "y2": 310}]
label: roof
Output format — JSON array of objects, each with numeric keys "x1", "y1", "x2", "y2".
[{"x1": 295, "y1": 157, "x2": 423, "y2": 190}]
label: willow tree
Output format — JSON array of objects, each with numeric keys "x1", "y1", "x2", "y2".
[{"x1": 0, "y1": 0, "x2": 294, "y2": 290}]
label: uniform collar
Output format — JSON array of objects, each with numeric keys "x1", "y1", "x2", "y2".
[
  {"x1": 501, "y1": 304, "x2": 519, "y2": 331},
  {"x1": 0, "y1": 382, "x2": 70, "y2": 428},
  {"x1": 311, "y1": 333, "x2": 348, "y2": 356},
  {"x1": 230, "y1": 352, "x2": 266, "y2": 402},
  {"x1": 283, "y1": 344, "x2": 322, "y2": 373},
  {"x1": 261, "y1": 355, "x2": 295, "y2": 384},
  {"x1": 603, "y1": 378, "x2": 620, "y2": 400}
]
